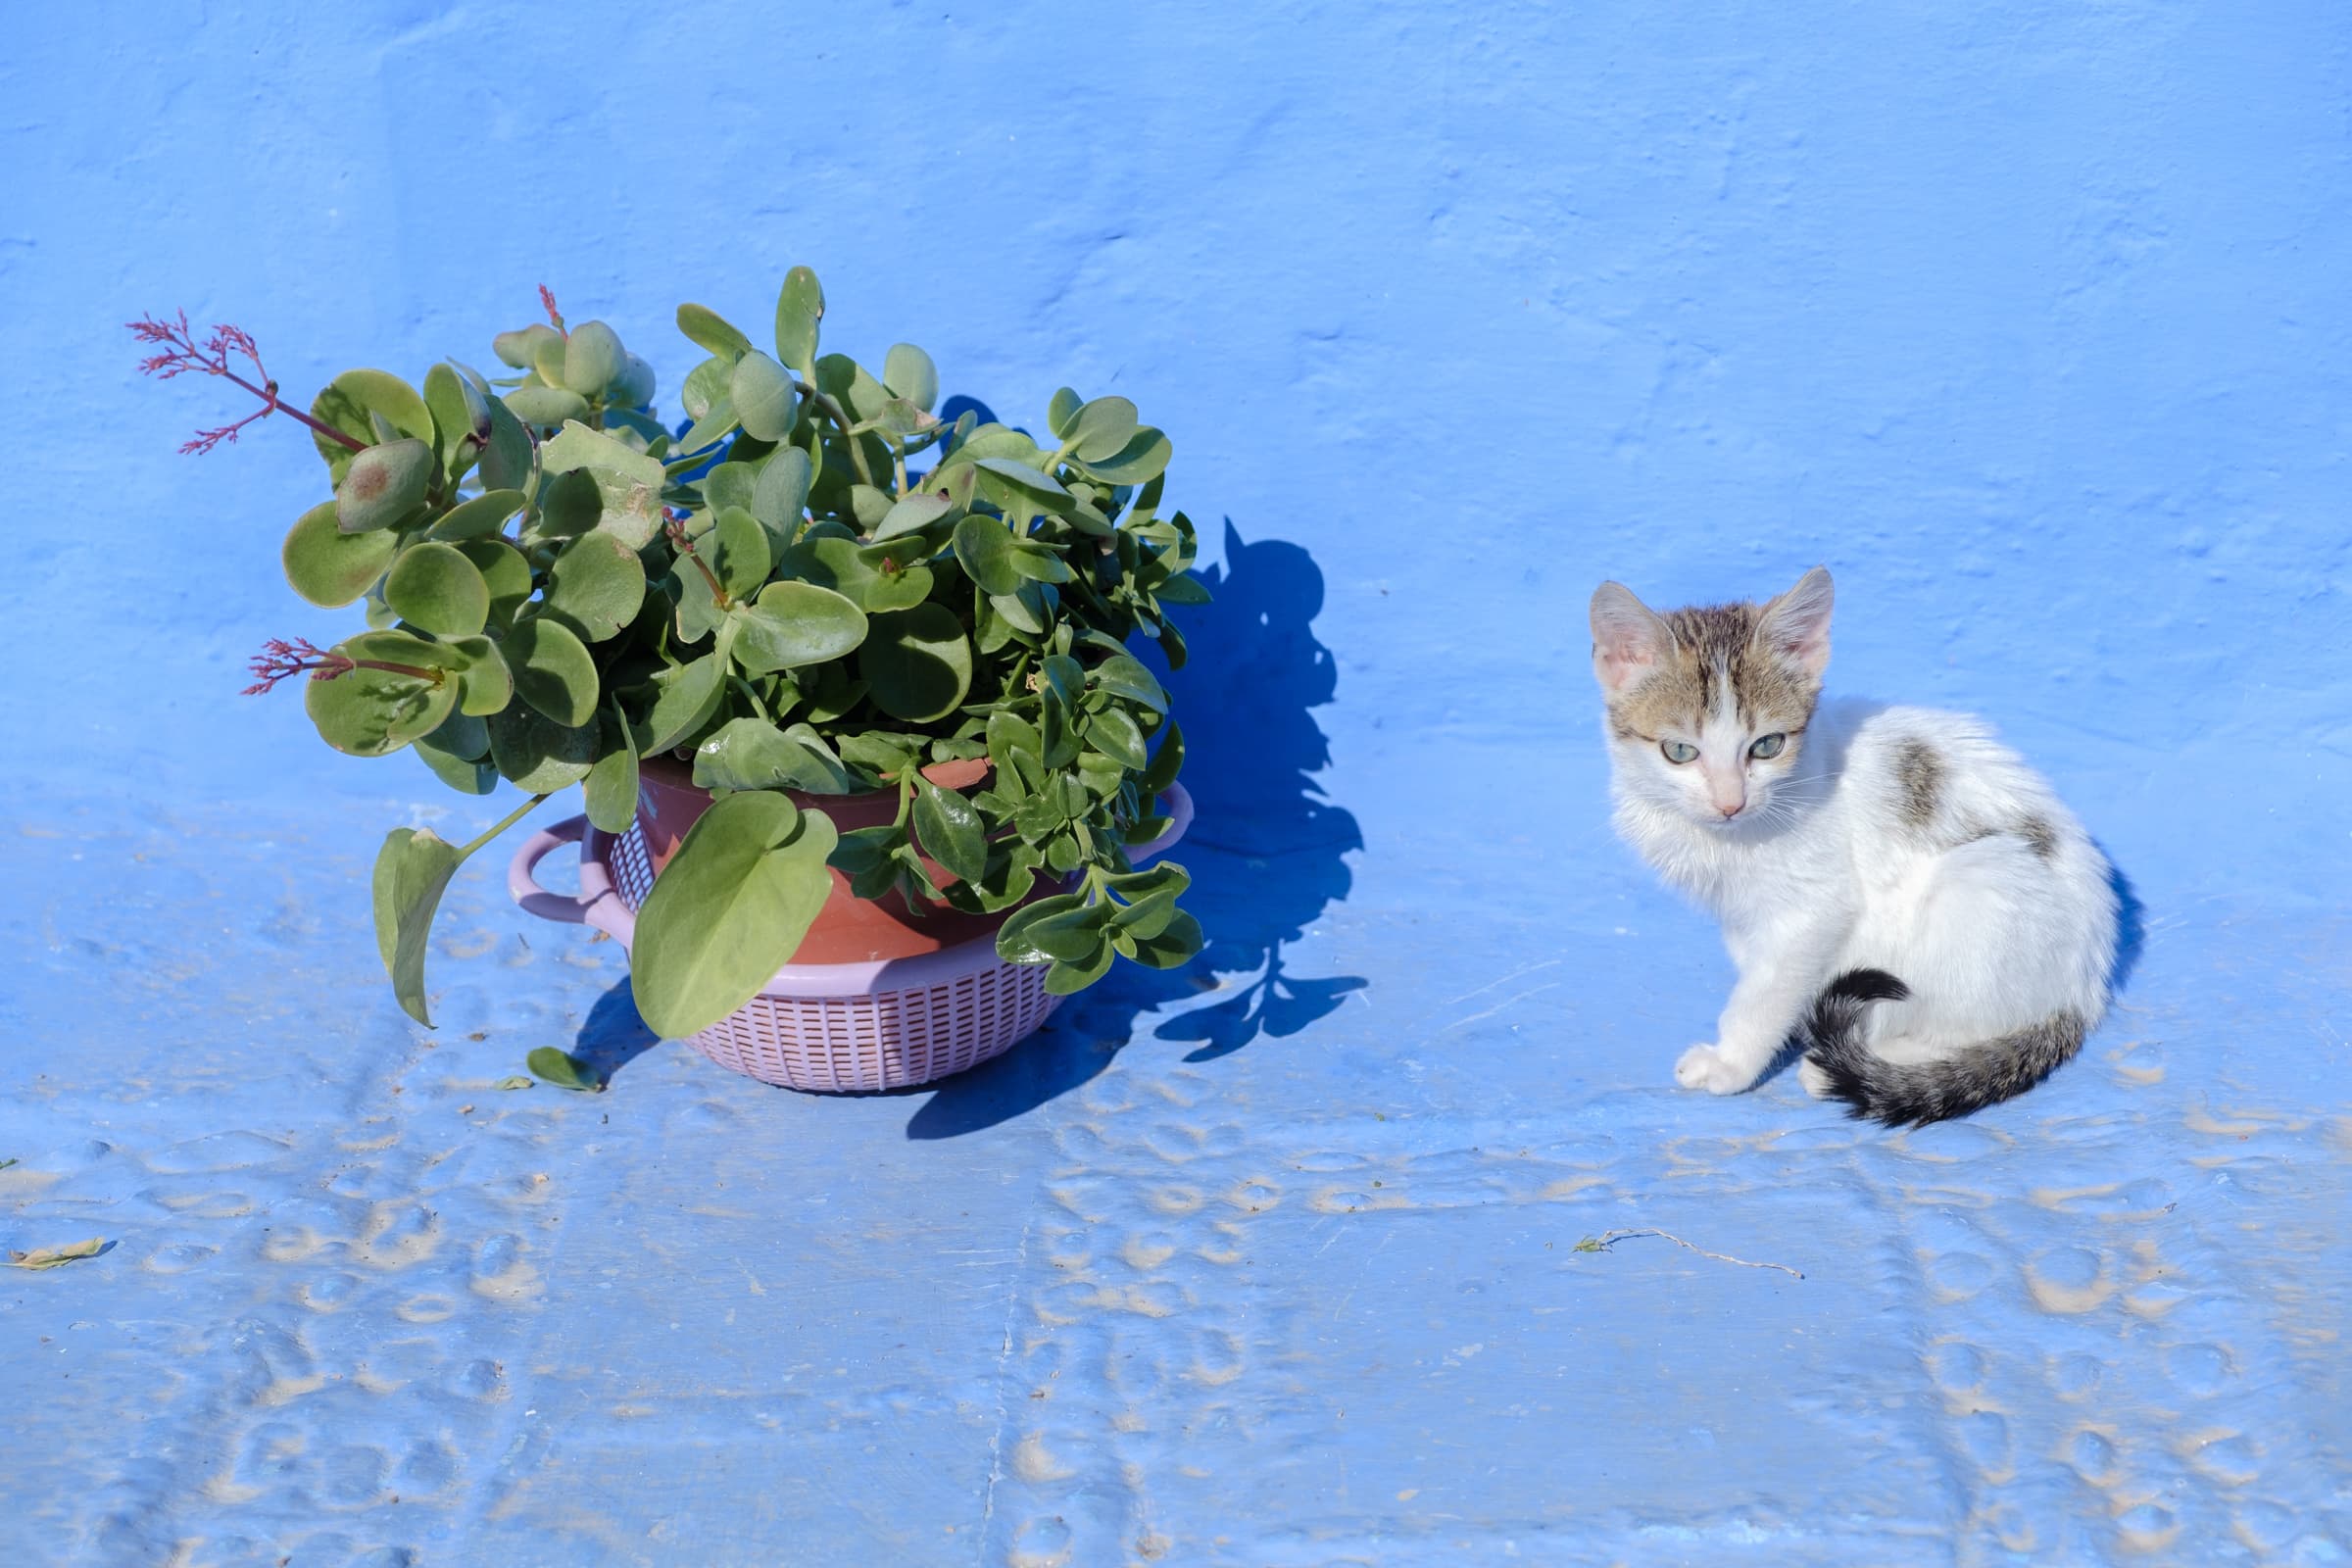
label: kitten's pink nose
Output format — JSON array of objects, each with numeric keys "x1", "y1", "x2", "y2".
[{"x1": 1717, "y1": 802, "x2": 1742, "y2": 818}]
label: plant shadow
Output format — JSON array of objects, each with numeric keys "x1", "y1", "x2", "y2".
[
  {"x1": 570, "y1": 975, "x2": 663, "y2": 1084},
  {"x1": 906, "y1": 519, "x2": 1365, "y2": 1138}
]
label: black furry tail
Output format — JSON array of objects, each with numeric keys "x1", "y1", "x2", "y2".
[{"x1": 1802, "y1": 968, "x2": 2085, "y2": 1128}]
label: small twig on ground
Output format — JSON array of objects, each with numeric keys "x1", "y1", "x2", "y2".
[{"x1": 1572, "y1": 1228, "x2": 1803, "y2": 1279}]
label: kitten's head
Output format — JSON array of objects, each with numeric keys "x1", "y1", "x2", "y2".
[{"x1": 1589, "y1": 566, "x2": 1834, "y2": 828}]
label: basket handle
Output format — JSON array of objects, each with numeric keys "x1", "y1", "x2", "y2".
[
  {"x1": 1129, "y1": 781, "x2": 1195, "y2": 865},
  {"x1": 508, "y1": 814, "x2": 594, "y2": 924}
]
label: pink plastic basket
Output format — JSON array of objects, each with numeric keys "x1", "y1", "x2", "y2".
[{"x1": 508, "y1": 783, "x2": 1192, "y2": 1093}]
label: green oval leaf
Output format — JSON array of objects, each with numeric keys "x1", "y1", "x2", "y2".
[
  {"x1": 371, "y1": 825, "x2": 469, "y2": 1025},
  {"x1": 882, "y1": 343, "x2": 939, "y2": 413},
  {"x1": 1087, "y1": 707, "x2": 1148, "y2": 771},
  {"x1": 305, "y1": 632, "x2": 458, "y2": 757},
  {"x1": 752, "y1": 447, "x2": 814, "y2": 540},
  {"x1": 583, "y1": 704, "x2": 641, "y2": 835},
  {"x1": 544, "y1": 531, "x2": 648, "y2": 643},
  {"x1": 383, "y1": 541, "x2": 490, "y2": 638},
  {"x1": 974, "y1": 456, "x2": 1070, "y2": 503},
  {"x1": 774, "y1": 266, "x2": 825, "y2": 380},
  {"x1": 282, "y1": 499, "x2": 396, "y2": 608},
  {"x1": 630, "y1": 792, "x2": 839, "y2": 1038},
  {"x1": 311, "y1": 368, "x2": 434, "y2": 482},
  {"x1": 456, "y1": 537, "x2": 532, "y2": 630},
  {"x1": 952, "y1": 514, "x2": 1024, "y2": 596},
  {"x1": 639, "y1": 653, "x2": 727, "y2": 754},
  {"x1": 504, "y1": 383, "x2": 591, "y2": 428},
  {"x1": 494, "y1": 323, "x2": 562, "y2": 369},
  {"x1": 525, "y1": 1045, "x2": 604, "y2": 1092},
  {"x1": 335, "y1": 438, "x2": 435, "y2": 533},
  {"x1": 913, "y1": 775, "x2": 986, "y2": 885},
  {"x1": 1070, "y1": 396, "x2": 1139, "y2": 462},
  {"x1": 732, "y1": 351, "x2": 799, "y2": 442},
  {"x1": 487, "y1": 703, "x2": 599, "y2": 791},
  {"x1": 1089, "y1": 652, "x2": 1168, "y2": 712},
  {"x1": 677, "y1": 303, "x2": 754, "y2": 362},
  {"x1": 692, "y1": 717, "x2": 855, "y2": 794},
  {"x1": 1076, "y1": 426, "x2": 1172, "y2": 486},
  {"x1": 730, "y1": 580, "x2": 868, "y2": 673},
  {"x1": 1047, "y1": 386, "x2": 1083, "y2": 440},
  {"x1": 503, "y1": 616, "x2": 599, "y2": 727},
  {"x1": 858, "y1": 604, "x2": 973, "y2": 722},
  {"x1": 426, "y1": 489, "x2": 525, "y2": 542},
  {"x1": 562, "y1": 320, "x2": 625, "y2": 396}
]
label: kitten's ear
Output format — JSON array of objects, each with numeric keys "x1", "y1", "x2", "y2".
[
  {"x1": 1756, "y1": 565, "x2": 1834, "y2": 677},
  {"x1": 1591, "y1": 581, "x2": 1671, "y2": 694}
]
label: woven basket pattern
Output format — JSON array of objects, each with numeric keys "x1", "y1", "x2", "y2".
[{"x1": 605, "y1": 823, "x2": 1058, "y2": 1093}]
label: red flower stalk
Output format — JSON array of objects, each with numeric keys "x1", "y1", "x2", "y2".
[
  {"x1": 243, "y1": 637, "x2": 353, "y2": 694},
  {"x1": 128, "y1": 310, "x2": 366, "y2": 456},
  {"x1": 243, "y1": 636, "x2": 443, "y2": 695},
  {"x1": 539, "y1": 284, "x2": 565, "y2": 333}
]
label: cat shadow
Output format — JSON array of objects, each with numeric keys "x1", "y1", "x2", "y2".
[
  {"x1": 2103, "y1": 857, "x2": 2146, "y2": 995},
  {"x1": 906, "y1": 519, "x2": 1366, "y2": 1139}
]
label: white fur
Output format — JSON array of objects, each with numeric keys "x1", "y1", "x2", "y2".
[{"x1": 1605, "y1": 691, "x2": 2119, "y2": 1099}]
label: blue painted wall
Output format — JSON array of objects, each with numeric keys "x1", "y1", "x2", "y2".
[{"x1": 5, "y1": 5, "x2": 2350, "y2": 1563}]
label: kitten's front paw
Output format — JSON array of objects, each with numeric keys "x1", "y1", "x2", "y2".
[{"x1": 1675, "y1": 1043, "x2": 1759, "y2": 1096}]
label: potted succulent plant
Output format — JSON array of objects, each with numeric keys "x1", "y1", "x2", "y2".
[{"x1": 133, "y1": 269, "x2": 1206, "y2": 1084}]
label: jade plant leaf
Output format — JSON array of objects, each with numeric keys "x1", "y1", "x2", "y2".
[
  {"x1": 541, "y1": 419, "x2": 665, "y2": 548},
  {"x1": 583, "y1": 703, "x2": 641, "y2": 835},
  {"x1": 871, "y1": 490, "x2": 954, "y2": 542},
  {"x1": 305, "y1": 631, "x2": 459, "y2": 756},
  {"x1": 336, "y1": 438, "x2": 435, "y2": 533},
  {"x1": 677, "y1": 303, "x2": 753, "y2": 362},
  {"x1": 630, "y1": 791, "x2": 839, "y2": 1038},
  {"x1": 882, "y1": 342, "x2": 938, "y2": 412},
  {"x1": 913, "y1": 775, "x2": 986, "y2": 884},
  {"x1": 858, "y1": 604, "x2": 972, "y2": 722},
  {"x1": 1047, "y1": 387, "x2": 1082, "y2": 439},
  {"x1": 383, "y1": 541, "x2": 490, "y2": 638},
  {"x1": 639, "y1": 652, "x2": 728, "y2": 754},
  {"x1": 456, "y1": 538, "x2": 532, "y2": 630},
  {"x1": 543, "y1": 531, "x2": 648, "y2": 643},
  {"x1": 443, "y1": 634, "x2": 513, "y2": 716},
  {"x1": 478, "y1": 393, "x2": 534, "y2": 492},
  {"x1": 774, "y1": 266, "x2": 825, "y2": 381},
  {"x1": 1088, "y1": 652, "x2": 1167, "y2": 711},
  {"x1": 562, "y1": 321, "x2": 624, "y2": 396},
  {"x1": 1075, "y1": 425, "x2": 1172, "y2": 486},
  {"x1": 952, "y1": 514, "x2": 1023, "y2": 596},
  {"x1": 487, "y1": 704, "x2": 599, "y2": 791},
  {"x1": 692, "y1": 717, "x2": 854, "y2": 794},
  {"x1": 282, "y1": 499, "x2": 396, "y2": 608},
  {"x1": 504, "y1": 383, "x2": 591, "y2": 428},
  {"x1": 426, "y1": 488, "x2": 525, "y2": 542},
  {"x1": 752, "y1": 447, "x2": 814, "y2": 540},
  {"x1": 311, "y1": 368, "x2": 434, "y2": 482},
  {"x1": 730, "y1": 581, "x2": 867, "y2": 673},
  {"x1": 371, "y1": 824, "x2": 467, "y2": 1024},
  {"x1": 1069, "y1": 396, "x2": 1139, "y2": 462},
  {"x1": 416, "y1": 717, "x2": 496, "y2": 796},
  {"x1": 503, "y1": 616, "x2": 599, "y2": 727},
  {"x1": 731, "y1": 352, "x2": 799, "y2": 442}
]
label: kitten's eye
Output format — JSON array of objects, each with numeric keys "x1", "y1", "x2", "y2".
[
  {"x1": 1749, "y1": 733, "x2": 1787, "y2": 760},
  {"x1": 1660, "y1": 740, "x2": 1698, "y2": 764}
]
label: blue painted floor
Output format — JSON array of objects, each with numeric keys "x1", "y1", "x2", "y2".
[{"x1": 7, "y1": 3, "x2": 2352, "y2": 1563}]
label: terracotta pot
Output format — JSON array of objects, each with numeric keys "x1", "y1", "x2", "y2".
[{"x1": 633, "y1": 753, "x2": 1050, "y2": 965}]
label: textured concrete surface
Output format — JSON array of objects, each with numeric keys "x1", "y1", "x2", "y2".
[{"x1": 5, "y1": 4, "x2": 2350, "y2": 1565}]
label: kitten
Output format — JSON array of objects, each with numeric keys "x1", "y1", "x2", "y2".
[{"x1": 1589, "y1": 566, "x2": 2119, "y2": 1125}]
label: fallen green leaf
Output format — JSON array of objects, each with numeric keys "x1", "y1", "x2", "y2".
[
  {"x1": 494, "y1": 1075, "x2": 534, "y2": 1091},
  {"x1": 525, "y1": 1046, "x2": 603, "y2": 1093},
  {"x1": 8, "y1": 1238, "x2": 106, "y2": 1270}
]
